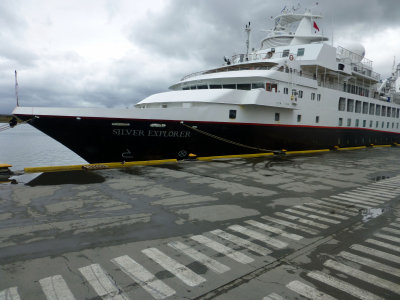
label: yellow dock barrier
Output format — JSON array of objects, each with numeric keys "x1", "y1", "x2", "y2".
[
  {"x1": 22, "y1": 143, "x2": 399, "y2": 173},
  {"x1": 24, "y1": 159, "x2": 178, "y2": 173}
]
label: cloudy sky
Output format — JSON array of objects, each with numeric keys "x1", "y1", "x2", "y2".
[{"x1": 1, "y1": 0, "x2": 399, "y2": 113}]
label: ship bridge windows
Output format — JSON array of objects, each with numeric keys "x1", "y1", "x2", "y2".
[
  {"x1": 382, "y1": 106, "x2": 386, "y2": 116},
  {"x1": 376, "y1": 105, "x2": 381, "y2": 116},
  {"x1": 355, "y1": 100, "x2": 361, "y2": 113},
  {"x1": 252, "y1": 83, "x2": 265, "y2": 89},
  {"x1": 210, "y1": 84, "x2": 222, "y2": 89},
  {"x1": 369, "y1": 103, "x2": 375, "y2": 115},
  {"x1": 347, "y1": 99, "x2": 354, "y2": 112},
  {"x1": 222, "y1": 84, "x2": 236, "y2": 89},
  {"x1": 297, "y1": 48, "x2": 305, "y2": 56},
  {"x1": 197, "y1": 85, "x2": 208, "y2": 89},
  {"x1": 338, "y1": 97, "x2": 345, "y2": 111},
  {"x1": 283, "y1": 49, "x2": 290, "y2": 57},
  {"x1": 266, "y1": 83, "x2": 278, "y2": 92},
  {"x1": 362, "y1": 102, "x2": 368, "y2": 114},
  {"x1": 237, "y1": 84, "x2": 251, "y2": 90}
]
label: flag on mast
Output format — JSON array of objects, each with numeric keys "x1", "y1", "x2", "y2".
[
  {"x1": 313, "y1": 21, "x2": 320, "y2": 32},
  {"x1": 15, "y1": 70, "x2": 19, "y2": 107}
]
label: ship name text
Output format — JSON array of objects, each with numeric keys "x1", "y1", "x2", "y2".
[{"x1": 113, "y1": 129, "x2": 191, "y2": 138}]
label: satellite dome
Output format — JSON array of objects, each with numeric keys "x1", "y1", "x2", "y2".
[{"x1": 344, "y1": 43, "x2": 365, "y2": 63}]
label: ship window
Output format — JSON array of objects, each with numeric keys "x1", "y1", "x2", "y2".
[
  {"x1": 252, "y1": 83, "x2": 265, "y2": 89},
  {"x1": 223, "y1": 84, "x2": 236, "y2": 89},
  {"x1": 338, "y1": 63, "x2": 345, "y2": 71},
  {"x1": 317, "y1": 94, "x2": 321, "y2": 101},
  {"x1": 376, "y1": 121, "x2": 379, "y2": 128},
  {"x1": 338, "y1": 118, "x2": 343, "y2": 126},
  {"x1": 370, "y1": 120, "x2": 373, "y2": 128},
  {"x1": 283, "y1": 49, "x2": 290, "y2": 57},
  {"x1": 387, "y1": 122, "x2": 390, "y2": 128},
  {"x1": 237, "y1": 84, "x2": 251, "y2": 90},
  {"x1": 355, "y1": 119, "x2": 359, "y2": 127},
  {"x1": 355, "y1": 101, "x2": 361, "y2": 113},
  {"x1": 362, "y1": 102, "x2": 368, "y2": 114},
  {"x1": 393, "y1": 108, "x2": 397, "y2": 118},
  {"x1": 183, "y1": 87, "x2": 190, "y2": 90},
  {"x1": 338, "y1": 97, "x2": 345, "y2": 111},
  {"x1": 362, "y1": 120, "x2": 366, "y2": 127},
  {"x1": 382, "y1": 106, "x2": 386, "y2": 116},
  {"x1": 382, "y1": 121, "x2": 384, "y2": 128},
  {"x1": 316, "y1": 116, "x2": 320, "y2": 123},
  {"x1": 284, "y1": 88, "x2": 289, "y2": 94},
  {"x1": 397, "y1": 109, "x2": 400, "y2": 118},
  {"x1": 275, "y1": 113, "x2": 280, "y2": 121},
  {"x1": 347, "y1": 118, "x2": 352, "y2": 126},
  {"x1": 190, "y1": 86, "x2": 197, "y2": 90},
  {"x1": 162, "y1": 104, "x2": 168, "y2": 108},
  {"x1": 311, "y1": 93, "x2": 315, "y2": 100},
  {"x1": 388, "y1": 107, "x2": 392, "y2": 117},
  {"x1": 376, "y1": 105, "x2": 381, "y2": 115},
  {"x1": 297, "y1": 115, "x2": 302, "y2": 122},
  {"x1": 210, "y1": 84, "x2": 222, "y2": 89},
  {"x1": 392, "y1": 122, "x2": 395, "y2": 128},
  {"x1": 347, "y1": 99, "x2": 354, "y2": 112},
  {"x1": 298, "y1": 90, "x2": 303, "y2": 98},
  {"x1": 197, "y1": 85, "x2": 208, "y2": 89},
  {"x1": 271, "y1": 83, "x2": 278, "y2": 92},
  {"x1": 369, "y1": 103, "x2": 375, "y2": 115},
  {"x1": 229, "y1": 110, "x2": 237, "y2": 119},
  {"x1": 397, "y1": 123, "x2": 399, "y2": 129},
  {"x1": 297, "y1": 48, "x2": 305, "y2": 56}
]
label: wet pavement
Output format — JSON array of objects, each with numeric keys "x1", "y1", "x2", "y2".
[{"x1": 1, "y1": 147, "x2": 400, "y2": 299}]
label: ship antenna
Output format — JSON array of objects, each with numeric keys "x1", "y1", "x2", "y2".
[
  {"x1": 245, "y1": 22, "x2": 251, "y2": 61},
  {"x1": 15, "y1": 70, "x2": 19, "y2": 107}
]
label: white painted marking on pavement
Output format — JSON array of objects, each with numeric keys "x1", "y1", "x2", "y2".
[
  {"x1": 79, "y1": 264, "x2": 128, "y2": 300},
  {"x1": 330, "y1": 195, "x2": 379, "y2": 206},
  {"x1": 339, "y1": 192, "x2": 386, "y2": 203},
  {"x1": 307, "y1": 271, "x2": 384, "y2": 300},
  {"x1": 274, "y1": 212, "x2": 329, "y2": 229},
  {"x1": 322, "y1": 198, "x2": 367, "y2": 209},
  {"x1": 39, "y1": 275, "x2": 76, "y2": 300},
  {"x1": 245, "y1": 220, "x2": 303, "y2": 240},
  {"x1": 286, "y1": 280, "x2": 337, "y2": 300},
  {"x1": 382, "y1": 227, "x2": 400, "y2": 236},
  {"x1": 261, "y1": 216, "x2": 319, "y2": 235},
  {"x1": 338, "y1": 251, "x2": 400, "y2": 277},
  {"x1": 285, "y1": 208, "x2": 340, "y2": 224},
  {"x1": 142, "y1": 248, "x2": 206, "y2": 287},
  {"x1": 324, "y1": 259, "x2": 400, "y2": 294},
  {"x1": 357, "y1": 188, "x2": 398, "y2": 196},
  {"x1": 262, "y1": 292, "x2": 286, "y2": 300},
  {"x1": 363, "y1": 239, "x2": 400, "y2": 253},
  {"x1": 210, "y1": 229, "x2": 271, "y2": 256},
  {"x1": 374, "y1": 233, "x2": 400, "y2": 244},
  {"x1": 348, "y1": 190, "x2": 392, "y2": 200},
  {"x1": 111, "y1": 255, "x2": 175, "y2": 299},
  {"x1": 313, "y1": 200, "x2": 359, "y2": 213},
  {"x1": 228, "y1": 225, "x2": 288, "y2": 249},
  {"x1": 293, "y1": 205, "x2": 348, "y2": 220},
  {"x1": 391, "y1": 222, "x2": 400, "y2": 229},
  {"x1": 0, "y1": 287, "x2": 21, "y2": 300},
  {"x1": 190, "y1": 235, "x2": 254, "y2": 264},
  {"x1": 168, "y1": 241, "x2": 230, "y2": 274},
  {"x1": 306, "y1": 202, "x2": 357, "y2": 216}
]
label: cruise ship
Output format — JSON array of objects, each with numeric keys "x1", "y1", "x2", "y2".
[{"x1": 12, "y1": 7, "x2": 400, "y2": 163}]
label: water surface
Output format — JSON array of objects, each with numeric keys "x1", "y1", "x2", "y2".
[{"x1": 0, "y1": 123, "x2": 87, "y2": 171}]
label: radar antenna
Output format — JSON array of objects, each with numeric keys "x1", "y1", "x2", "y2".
[{"x1": 245, "y1": 22, "x2": 251, "y2": 61}]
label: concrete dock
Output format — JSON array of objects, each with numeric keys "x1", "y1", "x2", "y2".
[{"x1": 1, "y1": 147, "x2": 400, "y2": 299}]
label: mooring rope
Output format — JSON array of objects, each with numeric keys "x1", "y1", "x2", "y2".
[{"x1": 180, "y1": 121, "x2": 279, "y2": 153}]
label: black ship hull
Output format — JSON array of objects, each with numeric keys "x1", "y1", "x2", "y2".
[{"x1": 16, "y1": 114, "x2": 400, "y2": 163}]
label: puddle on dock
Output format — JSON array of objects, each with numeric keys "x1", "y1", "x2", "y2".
[{"x1": 361, "y1": 207, "x2": 390, "y2": 222}]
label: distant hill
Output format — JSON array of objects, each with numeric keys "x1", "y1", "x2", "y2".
[{"x1": 0, "y1": 115, "x2": 13, "y2": 123}]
